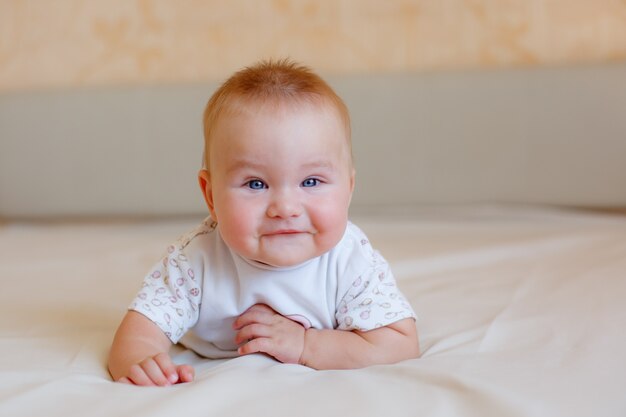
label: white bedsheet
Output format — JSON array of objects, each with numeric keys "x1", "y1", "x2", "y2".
[{"x1": 1, "y1": 206, "x2": 624, "y2": 416}]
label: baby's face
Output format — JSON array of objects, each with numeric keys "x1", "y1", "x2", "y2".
[{"x1": 202, "y1": 102, "x2": 354, "y2": 267}]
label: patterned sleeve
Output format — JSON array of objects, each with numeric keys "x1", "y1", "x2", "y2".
[
  {"x1": 335, "y1": 239, "x2": 416, "y2": 332},
  {"x1": 129, "y1": 242, "x2": 202, "y2": 343}
]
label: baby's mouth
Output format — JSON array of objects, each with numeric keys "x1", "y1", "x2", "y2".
[{"x1": 262, "y1": 229, "x2": 306, "y2": 237}]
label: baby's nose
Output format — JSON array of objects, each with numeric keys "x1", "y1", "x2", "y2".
[{"x1": 266, "y1": 190, "x2": 303, "y2": 218}]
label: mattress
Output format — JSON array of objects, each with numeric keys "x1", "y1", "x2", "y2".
[{"x1": 0, "y1": 205, "x2": 625, "y2": 416}]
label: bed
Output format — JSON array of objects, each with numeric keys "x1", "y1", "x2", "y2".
[{"x1": 1, "y1": 63, "x2": 625, "y2": 416}]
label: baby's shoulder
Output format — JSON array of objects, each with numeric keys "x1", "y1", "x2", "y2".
[
  {"x1": 151, "y1": 217, "x2": 220, "y2": 285},
  {"x1": 338, "y1": 221, "x2": 376, "y2": 256},
  {"x1": 334, "y1": 221, "x2": 386, "y2": 274},
  {"x1": 173, "y1": 218, "x2": 217, "y2": 249},
  {"x1": 163, "y1": 217, "x2": 218, "y2": 262}
]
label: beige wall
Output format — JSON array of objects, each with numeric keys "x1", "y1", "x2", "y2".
[{"x1": 1, "y1": 0, "x2": 626, "y2": 92}]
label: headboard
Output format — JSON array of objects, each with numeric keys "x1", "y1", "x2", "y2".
[{"x1": 1, "y1": 62, "x2": 625, "y2": 218}]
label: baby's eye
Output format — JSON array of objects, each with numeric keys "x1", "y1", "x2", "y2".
[
  {"x1": 301, "y1": 178, "x2": 320, "y2": 188},
  {"x1": 246, "y1": 179, "x2": 267, "y2": 190}
]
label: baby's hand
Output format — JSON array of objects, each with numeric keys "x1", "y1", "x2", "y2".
[
  {"x1": 117, "y1": 352, "x2": 195, "y2": 386},
  {"x1": 233, "y1": 304, "x2": 306, "y2": 364}
]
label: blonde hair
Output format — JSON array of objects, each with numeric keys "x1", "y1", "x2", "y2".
[{"x1": 202, "y1": 58, "x2": 351, "y2": 171}]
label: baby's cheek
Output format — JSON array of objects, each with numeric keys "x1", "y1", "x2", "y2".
[
  {"x1": 217, "y1": 208, "x2": 258, "y2": 253},
  {"x1": 231, "y1": 221, "x2": 256, "y2": 248},
  {"x1": 311, "y1": 206, "x2": 349, "y2": 251}
]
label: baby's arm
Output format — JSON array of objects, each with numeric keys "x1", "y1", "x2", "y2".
[
  {"x1": 234, "y1": 304, "x2": 419, "y2": 369},
  {"x1": 300, "y1": 318, "x2": 419, "y2": 369},
  {"x1": 108, "y1": 311, "x2": 194, "y2": 385}
]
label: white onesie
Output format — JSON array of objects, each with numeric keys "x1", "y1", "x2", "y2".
[{"x1": 130, "y1": 218, "x2": 416, "y2": 358}]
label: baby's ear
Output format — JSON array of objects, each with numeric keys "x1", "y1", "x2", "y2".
[
  {"x1": 346, "y1": 168, "x2": 356, "y2": 207},
  {"x1": 350, "y1": 168, "x2": 356, "y2": 194},
  {"x1": 198, "y1": 169, "x2": 217, "y2": 219}
]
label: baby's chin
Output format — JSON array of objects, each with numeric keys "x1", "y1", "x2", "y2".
[
  {"x1": 236, "y1": 231, "x2": 345, "y2": 267},
  {"x1": 254, "y1": 251, "x2": 319, "y2": 268},
  {"x1": 252, "y1": 243, "x2": 334, "y2": 268}
]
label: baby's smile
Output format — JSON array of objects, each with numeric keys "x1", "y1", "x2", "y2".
[{"x1": 261, "y1": 227, "x2": 316, "y2": 236}]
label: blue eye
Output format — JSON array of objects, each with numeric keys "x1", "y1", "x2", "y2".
[
  {"x1": 302, "y1": 178, "x2": 320, "y2": 188},
  {"x1": 247, "y1": 180, "x2": 266, "y2": 190}
]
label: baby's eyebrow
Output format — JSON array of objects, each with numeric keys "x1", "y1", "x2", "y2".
[
  {"x1": 225, "y1": 158, "x2": 265, "y2": 174},
  {"x1": 226, "y1": 159, "x2": 336, "y2": 174},
  {"x1": 301, "y1": 160, "x2": 336, "y2": 170}
]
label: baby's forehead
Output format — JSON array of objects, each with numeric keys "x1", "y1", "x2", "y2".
[
  {"x1": 213, "y1": 103, "x2": 350, "y2": 160},
  {"x1": 224, "y1": 95, "x2": 341, "y2": 120},
  {"x1": 207, "y1": 95, "x2": 353, "y2": 171},
  {"x1": 223, "y1": 97, "x2": 350, "y2": 141}
]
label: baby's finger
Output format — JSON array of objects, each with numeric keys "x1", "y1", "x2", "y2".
[
  {"x1": 238, "y1": 336, "x2": 272, "y2": 356},
  {"x1": 247, "y1": 304, "x2": 276, "y2": 314},
  {"x1": 235, "y1": 323, "x2": 270, "y2": 345},
  {"x1": 117, "y1": 376, "x2": 132, "y2": 384},
  {"x1": 233, "y1": 306, "x2": 275, "y2": 330},
  {"x1": 153, "y1": 352, "x2": 179, "y2": 384},
  {"x1": 138, "y1": 357, "x2": 171, "y2": 386},
  {"x1": 127, "y1": 363, "x2": 156, "y2": 386},
  {"x1": 176, "y1": 364, "x2": 195, "y2": 383}
]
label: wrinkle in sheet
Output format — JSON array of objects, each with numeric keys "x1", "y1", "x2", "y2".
[
  {"x1": 391, "y1": 235, "x2": 592, "y2": 278},
  {"x1": 371, "y1": 361, "x2": 536, "y2": 417}
]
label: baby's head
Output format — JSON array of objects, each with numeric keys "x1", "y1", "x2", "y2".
[
  {"x1": 202, "y1": 59, "x2": 351, "y2": 171},
  {"x1": 199, "y1": 59, "x2": 355, "y2": 267}
]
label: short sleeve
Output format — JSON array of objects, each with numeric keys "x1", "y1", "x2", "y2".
[
  {"x1": 129, "y1": 243, "x2": 202, "y2": 343},
  {"x1": 335, "y1": 242, "x2": 416, "y2": 332}
]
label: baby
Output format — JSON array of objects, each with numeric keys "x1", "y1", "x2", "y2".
[{"x1": 108, "y1": 59, "x2": 419, "y2": 386}]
